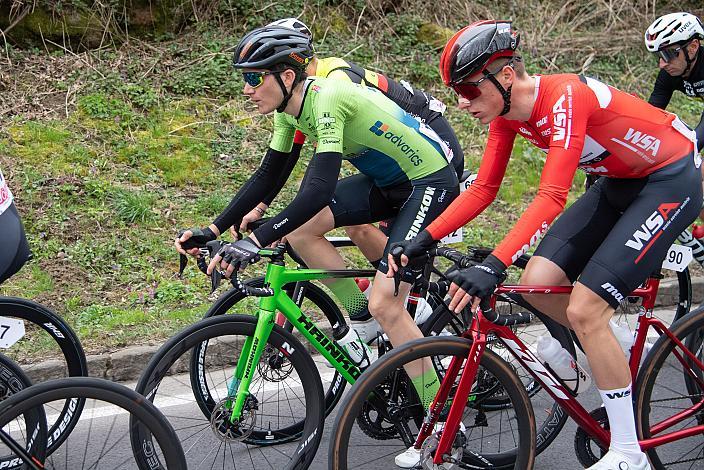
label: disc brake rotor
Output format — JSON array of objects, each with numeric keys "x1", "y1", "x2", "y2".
[
  {"x1": 420, "y1": 431, "x2": 464, "y2": 469},
  {"x1": 210, "y1": 397, "x2": 258, "y2": 442}
]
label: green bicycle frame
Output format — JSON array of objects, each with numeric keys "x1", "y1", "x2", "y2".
[{"x1": 227, "y1": 257, "x2": 368, "y2": 420}]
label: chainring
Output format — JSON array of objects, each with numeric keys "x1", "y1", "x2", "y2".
[
  {"x1": 574, "y1": 407, "x2": 609, "y2": 467},
  {"x1": 356, "y1": 379, "x2": 412, "y2": 440}
]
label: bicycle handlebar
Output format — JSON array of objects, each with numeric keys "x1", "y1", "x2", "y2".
[
  {"x1": 202, "y1": 241, "x2": 274, "y2": 297},
  {"x1": 180, "y1": 235, "x2": 533, "y2": 325},
  {"x1": 427, "y1": 247, "x2": 534, "y2": 328},
  {"x1": 479, "y1": 298, "x2": 534, "y2": 327}
]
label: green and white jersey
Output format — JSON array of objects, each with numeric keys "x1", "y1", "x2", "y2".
[{"x1": 270, "y1": 77, "x2": 453, "y2": 187}]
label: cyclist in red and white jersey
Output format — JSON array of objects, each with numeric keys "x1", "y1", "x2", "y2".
[
  {"x1": 0, "y1": 168, "x2": 31, "y2": 284},
  {"x1": 390, "y1": 21, "x2": 702, "y2": 470}
]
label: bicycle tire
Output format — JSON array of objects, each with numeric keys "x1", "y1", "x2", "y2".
[
  {"x1": 0, "y1": 352, "x2": 47, "y2": 469},
  {"x1": 672, "y1": 267, "x2": 692, "y2": 322},
  {"x1": 329, "y1": 336, "x2": 536, "y2": 469},
  {"x1": 0, "y1": 377, "x2": 186, "y2": 469},
  {"x1": 133, "y1": 314, "x2": 325, "y2": 470},
  {"x1": 197, "y1": 277, "x2": 346, "y2": 444},
  {"x1": 0, "y1": 297, "x2": 87, "y2": 455},
  {"x1": 635, "y1": 306, "x2": 704, "y2": 470}
]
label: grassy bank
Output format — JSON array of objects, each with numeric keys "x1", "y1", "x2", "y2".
[{"x1": 1, "y1": 0, "x2": 702, "y2": 358}]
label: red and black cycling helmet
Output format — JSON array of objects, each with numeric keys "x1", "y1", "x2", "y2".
[{"x1": 440, "y1": 21, "x2": 520, "y2": 115}]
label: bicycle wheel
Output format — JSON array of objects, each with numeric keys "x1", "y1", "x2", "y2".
[
  {"x1": 329, "y1": 336, "x2": 535, "y2": 469},
  {"x1": 133, "y1": 314, "x2": 325, "y2": 470},
  {"x1": 198, "y1": 277, "x2": 346, "y2": 444},
  {"x1": 0, "y1": 352, "x2": 48, "y2": 468},
  {"x1": 635, "y1": 306, "x2": 704, "y2": 469},
  {"x1": 0, "y1": 377, "x2": 186, "y2": 469},
  {"x1": 0, "y1": 297, "x2": 87, "y2": 455},
  {"x1": 421, "y1": 294, "x2": 571, "y2": 458}
]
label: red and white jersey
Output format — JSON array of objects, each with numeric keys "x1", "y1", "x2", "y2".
[
  {"x1": 427, "y1": 74, "x2": 698, "y2": 266},
  {"x1": 0, "y1": 169, "x2": 13, "y2": 216}
]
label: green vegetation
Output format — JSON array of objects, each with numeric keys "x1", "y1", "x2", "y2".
[{"x1": 1, "y1": 0, "x2": 702, "y2": 356}]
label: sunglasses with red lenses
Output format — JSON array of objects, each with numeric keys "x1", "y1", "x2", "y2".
[{"x1": 451, "y1": 68, "x2": 502, "y2": 100}]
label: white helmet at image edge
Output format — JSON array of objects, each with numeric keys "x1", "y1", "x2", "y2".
[{"x1": 644, "y1": 12, "x2": 704, "y2": 52}]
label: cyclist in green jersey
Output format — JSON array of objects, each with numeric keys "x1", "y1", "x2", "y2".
[
  {"x1": 231, "y1": 17, "x2": 466, "y2": 342},
  {"x1": 178, "y1": 25, "x2": 458, "y2": 404}
]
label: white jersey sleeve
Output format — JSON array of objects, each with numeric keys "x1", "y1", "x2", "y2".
[{"x1": 0, "y1": 169, "x2": 14, "y2": 216}]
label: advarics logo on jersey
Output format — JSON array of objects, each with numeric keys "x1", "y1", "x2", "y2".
[
  {"x1": 369, "y1": 121, "x2": 423, "y2": 166},
  {"x1": 369, "y1": 121, "x2": 389, "y2": 136}
]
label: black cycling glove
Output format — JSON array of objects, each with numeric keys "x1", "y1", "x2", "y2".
[
  {"x1": 179, "y1": 227, "x2": 217, "y2": 250},
  {"x1": 447, "y1": 254, "x2": 507, "y2": 299},
  {"x1": 389, "y1": 229, "x2": 436, "y2": 264},
  {"x1": 217, "y1": 237, "x2": 261, "y2": 272}
]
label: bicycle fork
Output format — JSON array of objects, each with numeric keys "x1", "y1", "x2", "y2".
[
  {"x1": 416, "y1": 316, "x2": 487, "y2": 466},
  {"x1": 227, "y1": 304, "x2": 277, "y2": 422}
]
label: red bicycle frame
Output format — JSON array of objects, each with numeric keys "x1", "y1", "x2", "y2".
[{"x1": 418, "y1": 276, "x2": 704, "y2": 466}]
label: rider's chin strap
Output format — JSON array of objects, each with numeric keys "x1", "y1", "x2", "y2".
[
  {"x1": 487, "y1": 73, "x2": 513, "y2": 116},
  {"x1": 274, "y1": 71, "x2": 300, "y2": 113},
  {"x1": 682, "y1": 50, "x2": 695, "y2": 78},
  {"x1": 486, "y1": 56, "x2": 518, "y2": 116},
  {"x1": 677, "y1": 42, "x2": 698, "y2": 78}
]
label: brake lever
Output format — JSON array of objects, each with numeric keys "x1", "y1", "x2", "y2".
[
  {"x1": 205, "y1": 240, "x2": 226, "y2": 293},
  {"x1": 178, "y1": 254, "x2": 188, "y2": 277},
  {"x1": 210, "y1": 269, "x2": 223, "y2": 293},
  {"x1": 389, "y1": 246, "x2": 404, "y2": 297}
]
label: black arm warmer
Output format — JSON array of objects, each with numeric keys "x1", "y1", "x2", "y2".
[
  {"x1": 212, "y1": 148, "x2": 297, "y2": 233},
  {"x1": 696, "y1": 112, "x2": 704, "y2": 152},
  {"x1": 262, "y1": 142, "x2": 303, "y2": 206},
  {"x1": 253, "y1": 151, "x2": 342, "y2": 246},
  {"x1": 647, "y1": 70, "x2": 675, "y2": 110}
]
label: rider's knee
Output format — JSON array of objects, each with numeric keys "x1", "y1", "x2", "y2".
[
  {"x1": 520, "y1": 256, "x2": 570, "y2": 285},
  {"x1": 344, "y1": 225, "x2": 368, "y2": 239},
  {"x1": 565, "y1": 294, "x2": 611, "y2": 336},
  {"x1": 286, "y1": 223, "x2": 324, "y2": 246},
  {"x1": 367, "y1": 291, "x2": 389, "y2": 319},
  {"x1": 368, "y1": 285, "x2": 401, "y2": 321}
]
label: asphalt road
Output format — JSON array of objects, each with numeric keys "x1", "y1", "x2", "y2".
[{"x1": 8, "y1": 306, "x2": 701, "y2": 469}]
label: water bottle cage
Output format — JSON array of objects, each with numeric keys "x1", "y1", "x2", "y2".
[{"x1": 542, "y1": 361, "x2": 581, "y2": 398}]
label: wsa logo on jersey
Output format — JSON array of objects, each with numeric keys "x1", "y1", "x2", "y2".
[
  {"x1": 552, "y1": 85, "x2": 574, "y2": 146},
  {"x1": 369, "y1": 121, "x2": 390, "y2": 136},
  {"x1": 625, "y1": 199, "x2": 690, "y2": 262},
  {"x1": 623, "y1": 128, "x2": 661, "y2": 158}
]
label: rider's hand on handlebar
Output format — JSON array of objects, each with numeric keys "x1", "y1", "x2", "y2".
[
  {"x1": 386, "y1": 230, "x2": 436, "y2": 278},
  {"x1": 229, "y1": 226, "x2": 242, "y2": 241},
  {"x1": 239, "y1": 206, "x2": 266, "y2": 234},
  {"x1": 175, "y1": 226, "x2": 218, "y2": 257},
  {"x1": 446, "y1": 254, "x2": 506, "y2": 313},
  {"x1": 207, "y1": 237, "x2": 261, "y2": 278}
]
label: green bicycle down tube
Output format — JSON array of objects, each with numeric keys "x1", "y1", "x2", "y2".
[
  {"x1": 227, "y1": 262, "x2": 362, "y2": 420},
  {"x1": 269, "y1": 262, "x2": 363, "y2": 383}
]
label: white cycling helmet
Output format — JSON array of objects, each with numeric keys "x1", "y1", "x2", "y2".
[
  {"x1": 644, "y1": 12, "x2": 704, "y2": 52},
  {"x1": 266, "y1": 18, "x2": 312, "y2": 38}
]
